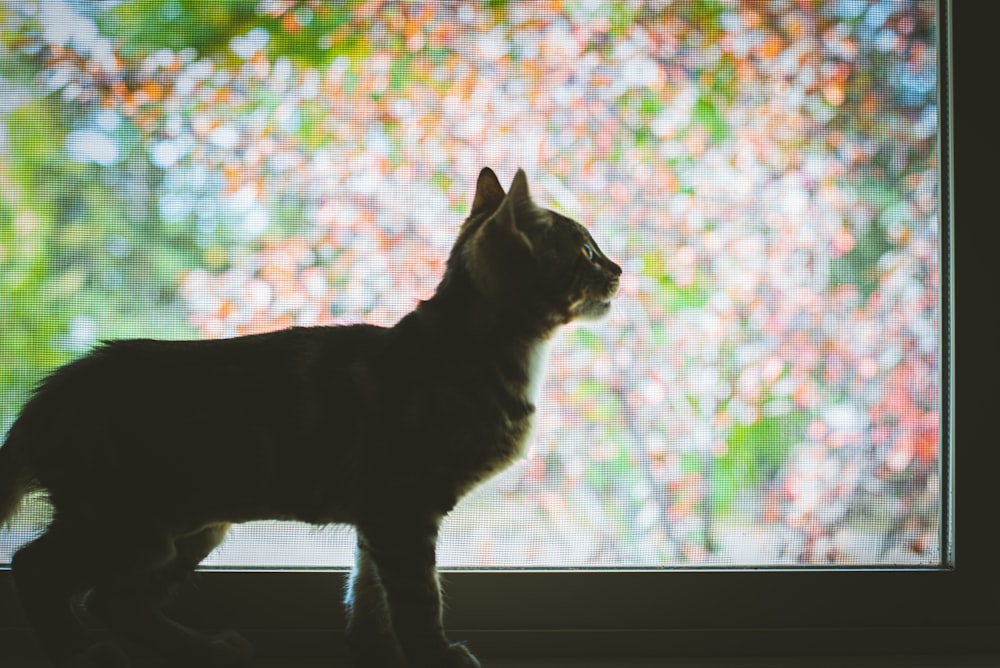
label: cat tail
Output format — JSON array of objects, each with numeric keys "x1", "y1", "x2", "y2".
[{"x1": 0, "y1": 422, "x2": 39, "y2": 530}]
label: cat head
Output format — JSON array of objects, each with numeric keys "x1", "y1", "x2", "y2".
[{"x1": 451, "y1": 167, "x2": 622, "y2": 331}]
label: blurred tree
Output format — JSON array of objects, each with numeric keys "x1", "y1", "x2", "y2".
[{"x1": 0, "y1": 0, "x2": 941, "y2": 565}]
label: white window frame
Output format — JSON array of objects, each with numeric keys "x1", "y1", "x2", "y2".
[{"x1": 3, "y1": 0, "x2": 995, "y2": 660}]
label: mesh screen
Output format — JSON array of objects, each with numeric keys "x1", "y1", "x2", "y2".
[{"x1": 1, "y1": 0, "x2": 941, "y2": 567}]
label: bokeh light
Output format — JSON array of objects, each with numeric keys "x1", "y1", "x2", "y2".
[{"x1": 0, "y1": 0, "x2": 940, "y2": 567}]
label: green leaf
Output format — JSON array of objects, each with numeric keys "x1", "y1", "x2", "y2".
[
  {"x1": 570, "y1": 329, "x2": 604, "y2": 352},
  {"x1": 711, "y1": 412, "x2": 807, "y2": 513},
  {"x1": 692, "y1": 94, "x2": 729, "y2": 143},
  {"x1": 829, "y1": 181, "x2": 893, "y2": 302},
  {"x1": 642, "y1": 251, "x2": 709, "y2": 313}
]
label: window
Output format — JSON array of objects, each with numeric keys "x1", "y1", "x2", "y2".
[{"x1": 3, "y1": 0, "x2": 995, "y2": 659}]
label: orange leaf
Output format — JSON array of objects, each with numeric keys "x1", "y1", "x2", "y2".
[
  {"x1": 142, "y1": 82, "x2": 163, "y2": 103},
  {"x1": 759, "y1": 36, "x2": 784, "y2": 60},
  {"x1": 279, "y1": 12, "x2": 295, "y2": 33}
]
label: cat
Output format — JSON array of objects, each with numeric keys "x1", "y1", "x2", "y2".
[{"x1": 0, "y1": 167, "x2": 621, "y2": 668}]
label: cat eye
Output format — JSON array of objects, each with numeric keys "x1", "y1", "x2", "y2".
[{"x1": 581, "y1": 243, "x2": 595, "y2": 262}]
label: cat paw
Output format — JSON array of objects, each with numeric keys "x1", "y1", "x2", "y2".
[
  {"x1": 442, "y1": 642, "x2": 481, "y2": 668},
  {"x1": 409, "y1": 642, "x2": 481, "y2": 668},
  {"x1": 205, "y1": 630, "x2": 254, "y2": 667},
  {"x1": 59, "y1": 641, "x2": 131, "y2": 668}
]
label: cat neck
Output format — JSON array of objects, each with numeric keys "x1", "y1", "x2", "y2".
[
  {"x1": 404, "y1": 269, "x2": 555, "y2": 406},
  {"x1": 412, "y1": 267, "x2": 558, "y2": 349}
]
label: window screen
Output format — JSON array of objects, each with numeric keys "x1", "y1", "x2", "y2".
[{"x1": 0, "y1": 0, "x2": 942, "y2": 568}]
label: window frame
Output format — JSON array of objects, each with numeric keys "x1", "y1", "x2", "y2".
[{"x1": 3, "y1": 0, "x2": 996, "y2": 660}]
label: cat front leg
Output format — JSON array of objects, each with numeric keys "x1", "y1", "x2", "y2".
[
  {"x1": 355, "y1": 518, "x2": 480, "y2": 668},
  {"x1": 344, "y1": 538, "x2": 406, "y2": 668}
]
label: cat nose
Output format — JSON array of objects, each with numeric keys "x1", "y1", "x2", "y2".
[
  {"x1": 608, "y1": 275, "x2": 621, "y2": 297},
  {"x1": 611, "y1": 262, "x2": 623, "y2": 277}
]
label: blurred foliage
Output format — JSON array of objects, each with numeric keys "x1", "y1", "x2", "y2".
[
  {"x1": 103, "y1": 0, "x2": 366, "y2": 65},
  {"x1": 0, "y1": 0, "x2": 940, "y2": 564},
  {"x1": 712, "y1": 412, "x2": 808, "y2": 513},
  {"x1": 0, "y1": 94, "x2": 199, "y2": 430}
]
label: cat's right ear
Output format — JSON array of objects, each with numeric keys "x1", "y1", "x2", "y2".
[{"x1": 470, "y1": 167, "x2": 506, "y2": 216}]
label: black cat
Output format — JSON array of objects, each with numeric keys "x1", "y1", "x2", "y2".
[{"x1": 0, "y1": 167, "x2": 621, "y2": 668}]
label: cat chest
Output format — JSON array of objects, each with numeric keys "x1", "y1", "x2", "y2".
[
  {"x1": 495, "y1": 402, "x2": 537, "y2": 458},
  {"x1": 468, "y1": 343, "x2": 550, "y2": 472},
  {"x1": 487, "y1": 340, "x2": 549, "y2": 442},
  {"x1": 430, "y1": 392, "x2": 536, "y2": 452},
  {"x1": 448, "y1": 407, "x2": 535, "y2": 501}
]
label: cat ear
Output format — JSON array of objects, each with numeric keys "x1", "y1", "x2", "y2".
[
  {"x1": 470, "y1": 167, "x2": 506, "y2": 216},
  {"x1": 493, "y1": 168, "x2": 541, "y2": 251},
  {"x1": 507, "y1": 169, "x2": 547, "y2": 223},
  {"x1": 465, "y1": 169, "x2": 536, "y2": 293},
  {"x1": 507, "y1": 168, "x2": 531, "y2": 204}
]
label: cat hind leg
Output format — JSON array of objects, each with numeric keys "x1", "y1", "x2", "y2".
[
  {"x1": 10, "y1": 518, "x2": 165, "y2": 668},
  {"x1": 86, "y1": 522, "x2": 252, "y2": 667}
]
